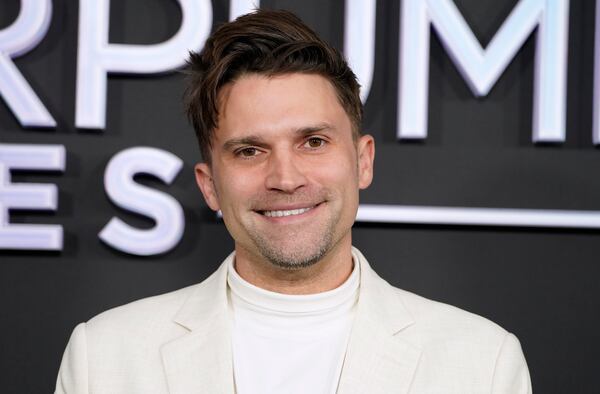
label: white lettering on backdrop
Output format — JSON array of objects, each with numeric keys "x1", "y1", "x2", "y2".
[
  {"x1": 229, "y1": 0, "x2": 259, "y2": 21},
  {"x1": 0, "y1": 144, "x2": 65, "y2": 250},
  {"x1": 99, "y1": 147, "x2": 184, "y2": 256},
  {"x1": 75, "y1": 0, "x2": 212, "y2": 129},
  {"x1": 399, "y1": 0, "x2": 569, "y2": 142},
  {"x1": 345, "y1": 0, "x2": 376, "y2": 103},
  {"x1": 0, "y1": 0, "x2": 55, "y2": 127},
  {"x1": 593, "y1": 0, "x2": 600, "y2": 144},
  {"x1": 1, "y1": 0, "x2": 599, "y2": 255}
]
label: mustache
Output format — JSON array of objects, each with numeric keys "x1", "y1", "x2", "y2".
[{"x1": 249, "y1": 189, "x2": 330, "y2": 210}]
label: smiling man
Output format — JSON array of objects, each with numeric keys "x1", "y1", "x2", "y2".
[
  {"x1": 55, "y1": 9, "x2": 531, "y2": 394},
  {"x1": 194, "y1": 72, "x2": 370, "y2": 295}
]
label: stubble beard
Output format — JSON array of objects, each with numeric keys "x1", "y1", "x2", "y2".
[
  {"x1": 246, "y1": 196, "x2": 341, "y2": 270},
  {"x1": 249, "y1": 223, "x2": 335, "y2": 270}
]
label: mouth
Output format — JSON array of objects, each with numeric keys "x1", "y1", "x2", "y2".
[{"x1": 255, "y1": 203, "x2": 322, "y2": 218}]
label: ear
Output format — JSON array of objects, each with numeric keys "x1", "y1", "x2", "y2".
[
  {"x1": 357, "y1": 134, "x2": 375, "y2": 189},
  {"x1": 194, "y1": 163, "x2": 221, "y2": 211}
]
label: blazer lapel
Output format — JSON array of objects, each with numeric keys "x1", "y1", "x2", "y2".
[
  {"x1": 337, "y1": 248, "x2": 422, "y2": 394},
  {"x1": 159, "y1": 249, "x2": 422, "y2": 394},
  {"x1": 161, "y1": 255, "x2": 236, "y2": 394}
]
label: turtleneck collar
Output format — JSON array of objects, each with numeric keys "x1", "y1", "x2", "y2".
[{"x1": 227, "y1": 251, "x2": 360, "y2": 316}]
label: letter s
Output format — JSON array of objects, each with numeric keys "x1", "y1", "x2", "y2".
[{"x1": 100, "y1": 147, "x2": 184, "y2": 256}]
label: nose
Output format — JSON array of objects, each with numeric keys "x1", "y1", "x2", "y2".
[{"x1": 264, "y1": 150, "x2": 308, "y2": 193}]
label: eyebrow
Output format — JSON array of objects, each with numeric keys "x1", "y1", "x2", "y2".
[
  {"x1": 221, "y1": 123, "x2": 335, "y2": 151},
  {"x1": 222, "y1": 135, "x2": 266, "y2": 151},
  {"x1": 295, "y1": 122, "x2": 335, "y2": 136}
]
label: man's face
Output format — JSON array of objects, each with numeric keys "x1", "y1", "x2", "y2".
[{"x1": 195, "y1": 73, "x2": 374, "y2": 269}]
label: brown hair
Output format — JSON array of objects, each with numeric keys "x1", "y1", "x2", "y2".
[{"x1": 184, "y1": 9, "x2": 362, "y2": 163}]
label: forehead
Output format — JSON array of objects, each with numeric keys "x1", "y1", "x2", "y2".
[{"x1": 215, "y1": 73, "x2": 352, "y2": 140}]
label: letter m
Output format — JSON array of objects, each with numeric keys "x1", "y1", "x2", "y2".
[{"x1": 398, "y1": 0, "x2": 569, "y2": 142}]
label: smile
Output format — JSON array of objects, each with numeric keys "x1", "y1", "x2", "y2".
[{"x1": 260, "y1": 206, "x2": 316, "y2": 217}]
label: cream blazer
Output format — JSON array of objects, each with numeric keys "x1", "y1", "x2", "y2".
[{"x1": 55, "y1": 248, "x2": 532, "y2": 393}]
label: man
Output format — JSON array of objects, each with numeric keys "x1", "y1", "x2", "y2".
[{"x1": 55, "y1": 9, "x2": 532, "y2": 394}]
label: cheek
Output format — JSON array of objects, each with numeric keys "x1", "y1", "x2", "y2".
[
  {"x1": 314, "y1": 166, "x2": 360, "y2": 214},
  {"x1": 316, "y1": 151, "x2": 359, "y2": 187},
  {"x1": 216, "y1": 166, "x2": 263, "y2": 206}
]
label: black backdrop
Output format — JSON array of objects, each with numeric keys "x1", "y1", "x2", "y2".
[{"x1": 1, "y1": 0, "x2": 599, "y2": 392}]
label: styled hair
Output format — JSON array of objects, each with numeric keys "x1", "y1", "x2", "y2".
[{"x1": 184, "y1": 9, "x2": 362, "y2": 163}]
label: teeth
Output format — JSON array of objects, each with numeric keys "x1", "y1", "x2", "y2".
[{"x1": 263, "y1": 207, "x2": 313, "y2": 217}]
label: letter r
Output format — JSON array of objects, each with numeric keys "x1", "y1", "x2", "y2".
[{"x1": 0, "y1": 0, "x2": 55, "y2": 128}]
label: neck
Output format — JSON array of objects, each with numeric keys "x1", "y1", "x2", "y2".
[{"x1": 233, "y1": 237, "x2": 354, "y2": 295}]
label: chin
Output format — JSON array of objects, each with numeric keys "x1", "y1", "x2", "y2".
[
  {"x1": 263, "y1": 251, "x2": 326, "y2": 270},
  {"x1": 255, "y1": 237, "x2": 333, "y2": 270}
]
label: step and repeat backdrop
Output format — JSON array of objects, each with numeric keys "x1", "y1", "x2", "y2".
[{"x1": 1, "y1": 0, "x2": 599, "y2": 392}]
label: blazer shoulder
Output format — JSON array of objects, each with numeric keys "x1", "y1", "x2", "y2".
[
  {"x1": 392, "y1": 287, "x2": 531, "y2": 392},
  {"x1": 85, "y1": 283, "x2": 196, "y2": 333},
  {"x1": 393, "y1": 286, "x2": 509, "y2": 345},
  {"x1": 375, "y1": 283, "x2": 531, "y2": 392},
  {"x1": 85, "y1": 262, "x2": 227, "y2": 331}
]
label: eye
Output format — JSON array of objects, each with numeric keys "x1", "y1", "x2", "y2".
[
  {"x1": 237, "y1": 147, "x2": 260, "y2": 158},
  {"x1": 305, "y1": 137, "x2": 326, "y2": 149}
]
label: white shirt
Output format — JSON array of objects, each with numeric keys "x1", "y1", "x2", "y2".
[{"x1": 227, "y1": 257, "x2": 360, "y2": 394}]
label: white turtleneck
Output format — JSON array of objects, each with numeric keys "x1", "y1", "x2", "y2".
[{"x1": 227, "y1": 256, "x2": 360, "y2": 394}]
